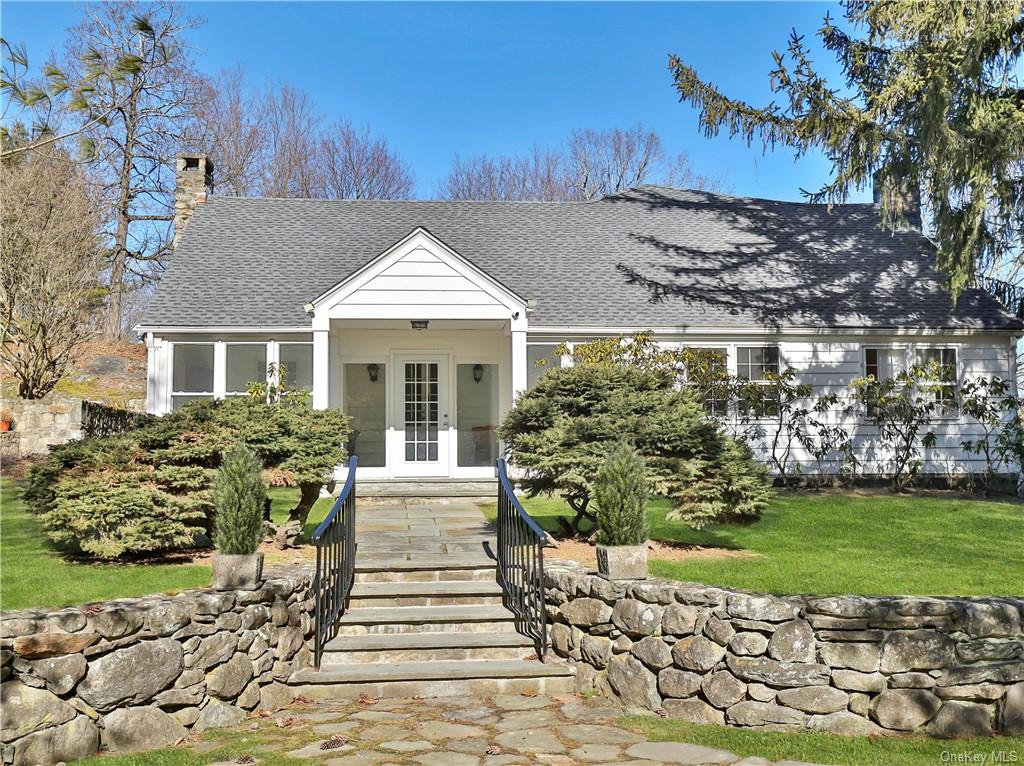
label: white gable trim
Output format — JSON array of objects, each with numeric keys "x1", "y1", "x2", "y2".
[{"x1": 308, "y1": 228, "x2": 528, "y2": 321}]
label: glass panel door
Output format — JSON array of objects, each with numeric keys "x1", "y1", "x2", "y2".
[{"x1": 404, "y1": 362, "x2": 439, "y2": 462}]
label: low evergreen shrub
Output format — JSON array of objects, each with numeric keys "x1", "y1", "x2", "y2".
[
  {"x1": 594, "y1": 442, "x2": 649, "y2": 546},
  {"x1": 212, "y1": 443, "x2": 267, "y2": 555},
  {"x1": 26, "y1": 397, "x2": 349, "y2": 558}
]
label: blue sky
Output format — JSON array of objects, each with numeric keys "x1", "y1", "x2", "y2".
[{"x1": 1, "y1": 1, "x2": 864, "y2": 201}]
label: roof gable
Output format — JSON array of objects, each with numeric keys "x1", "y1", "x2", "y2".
[{"x1": 309, "y1": 227, "x2": 527, "y2": 323}]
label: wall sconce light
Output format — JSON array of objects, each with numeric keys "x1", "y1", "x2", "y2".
[
  {"x1": 366, "y1": 363, "x2": 380, "y2": 383},
  {"x1": 411, "y1": 320, "x2": 429, "y2": 331},
  {"x1": 472, "y1": 363, "x2": 484, "y2": 384}
]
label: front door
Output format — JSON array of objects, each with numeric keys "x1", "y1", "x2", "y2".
[{"x1": 393, "y1": 354, "x2": 450, "y2": 476}]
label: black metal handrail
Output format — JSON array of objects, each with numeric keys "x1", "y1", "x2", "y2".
[
  {"x1": 311, "y1": 456, "x2": 358, "y2": 669},
  {"x1": 495, "y1": 458, "x2": 547, "y2": 661}
]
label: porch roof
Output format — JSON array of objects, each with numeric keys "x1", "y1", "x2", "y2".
[{"x1": 140, "y1": 186, "x2": 1022, "y2": 333}]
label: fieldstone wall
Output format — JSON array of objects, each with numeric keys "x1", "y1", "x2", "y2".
[
  {"x1": 1, "y1": 394, "x2": 146, "y2": 458},
  {"x1": 0, "y1": 567, "x2": 314, "y2": 766},
  {"x1": 545, "y1": 561, "x2": 1024, "y2": 739}
]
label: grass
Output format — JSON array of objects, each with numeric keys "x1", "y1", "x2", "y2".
[
  {"x1": 622, "y1": 714, "x2": 1024, "y2": 766},
  {"x1": 0, "y1": 479, "x2": 335, "y2": 611},
  {"x1": 481, "y1": 490, "x2": 1024, "y2": 596}
]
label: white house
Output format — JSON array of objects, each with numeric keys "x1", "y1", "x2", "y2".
[{"x1": 138, "y1": 154, "x2": 1023, "y2": 485}]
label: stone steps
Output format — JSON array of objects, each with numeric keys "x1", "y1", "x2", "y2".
[
  {"x1": 348, "y1": 579, "x2": 503, "y2": 608},
  {"x1": 336, "y1": 604, "x2": 516, "y2": 635},
  {"x1": 321, "y1": 630, "x2": 533, "y2": 663},
  {"x1": 354, "y1": 558, "x2": 496, "y2": 583}
]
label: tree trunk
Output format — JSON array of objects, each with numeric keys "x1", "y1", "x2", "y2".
[
  {"x1": 273, "y1": 482, "x2": 323, "y2": 548},
  {"x1": 103, "y1": 79, "x2": 140, "y2": 340}
]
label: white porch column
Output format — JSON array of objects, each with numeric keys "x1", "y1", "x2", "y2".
[
  {"x1": 511, "y1": 329, "x2": 528, "y2": 404},
  {"x1": 312, "y1": 328, "x2": 330, "y2": 409}
]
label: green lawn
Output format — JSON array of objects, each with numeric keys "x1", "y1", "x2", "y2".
[
  {"x1": 0, "y1": 479, "x2": 335, "y2": 611},
  {"x1": 481, "y1": 490, "x2": 1024, "y2": 596},
  {"x1": 622, "y1": 714, "x2": 1024, "y2": 766}
]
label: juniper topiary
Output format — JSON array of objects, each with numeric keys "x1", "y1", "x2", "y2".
[
  {"x1": 593, "y1": 442, "x2": 649, "y2": 547},
  {"x1": 212, "y1": 443, "x2": 267, "y2": 555}
]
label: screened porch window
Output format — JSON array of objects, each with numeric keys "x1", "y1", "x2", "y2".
[
  {"x1": 343, "y1": 363, "x2": 386, "y2": 467},
  {"x1": 279, "y1": 343, "x2": 314, "y2": 391},
  {"x1": 225, "y1": 344, "x2": 267, "y2": 395},
  {"x1": 527, "y1": 344, "x2": 563, "y2": 388},
  {"x1": 171, "y1": 344, "x2": 214, "y2": 410}
]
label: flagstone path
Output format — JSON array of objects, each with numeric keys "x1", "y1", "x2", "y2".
[{"x1": 186, "y1": 692, "x2": 823, "y2": 766}]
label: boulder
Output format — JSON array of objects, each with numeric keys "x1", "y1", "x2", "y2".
[
  {"x1": 729, "y1": 632, "x2": 768, "y2": 656},
  {"x1": 581, "y1": 634, "x2": 613, "y2": 669},
  {"x1": 237, "y1": 680, "x2": 261, "y2": 709},
  {"x1": 9, "y1": 714, "x2": 99, "y2": 766},
  {"x1": 258, "y1": 681, "x2": 294, "y2": 712},
  {"x1": 560, "y1": 598, "x2": 613, "y2": 628},
  {"x1": 145, "y1": 601, "x2": 193, "y2": 636},
  {"x1": 870, "y1": 689, "x2": 942, "y2": 731},
  {"x1": 43, "y1": 610, "x2": 88, "y2": 633},
  {"x1": 194, "y1": 699, "x2": 248, "y2": 731},
  {"x1": 90, "y1": 606, "x2": 144, "y2": 639},
  {"x1": 726, "y1": 701, "x2": 806, "y2": 727},
  {"x1": 819, "y1": 642, "x2": 880, "y2": 672},
  {"x1": 879, "y1": 630, "x2": 955, "y2": 673},
  {"x1": 1002, "y1": 682, "x2": 1024, "y2": 735},
  {"x1": 661, "y1": 603, "x2": 700, "y2": 636},
  {"x1": 726, "y1": 594, "x2": 799, "y2": 622},
  {"x1": 807, "y1": 711, "x2": 887, "y2": 736},
  {"x1": 927, "y1": 701, "x2": 995, "y2": 738},
  {"x1": 776, "y1": 685, "x2": 849, "y2": 715},
  {"x1": 701, "y1": 671, "x2": 746, "y2": 709},
  {"x1": 551, "y1": 623, "x2": 572, "y2": 656},
  {"x1": 767, "y1": 620, "x2": 815, "y2": 663},
  {"x1": 188, "y1": 632, "x2": 238, "y2": 670},
  {"x1": 727, "y1": 655, "x2": 831, "y2": 687},
  {"x1": 631, "y1": 636, "x2": 673, "y2": 670},
  {"x1": 77, "y1": 638, "x2": 183, "y2": 712},
  {"x1": 607, "y1": 654, "x2": 661, "y2": 709},
  {"x1": 704, "y1": 617, "x2": 735, "y2": 646},
  {"x1": 153, "y1": 684, "x2": 205, "y2": 708},
  {"x1": 101, "y1": 706, "x2": 187, "y2": 751},
  {"x1": 963, "y1": 602, "x2": 1022, "y2": 638},
  {"x1": 672, "y1": 636, "x2": 726, "y2": 673},
  {"x1": 661, "y1": 698, "x2": 725, "y2": 725},
  {"x1": 276, "y1": 626, "x2": 304, "y2": 661},
  {"x1": 832, "y1": 670, "x2": 886, "y2": 693},
  {"x1": 748, "y1": 683, "x2": 776, "y2": 702},
  {"x1": 658, "y1": 668, "x2": 703, "y2": 699},
  {"x1": 0, "y1": 681, "x2": 76, "y2": 742},
  {"x1": 12, "y1": 631, "x2": 99, "y2": 659},
  {"x1": 611, "y1": 599, "x2": 664, "y2": 638},
  {"x1": 29, "y1": 653, "x2": 87, "y2": 695}
]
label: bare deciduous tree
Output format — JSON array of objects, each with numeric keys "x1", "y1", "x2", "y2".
[
  {"x1": 319, "y1": 119, "x2": 414, "y2": 200},
  {"x1": 261, "y1": 84, "x2": 322, "y2": 198},
  {"x1": 439, "y1": 123, "x2": 725, "y2": 201},
  {"x1": 191, "y1": 68, "x2": 268, "y2": 197},
  {"x1": 0, "y1": 149, "x2": 104, "y2": 399},
  {"x1": 57, "y1": 0, "x2": 204, "y2": 338}
]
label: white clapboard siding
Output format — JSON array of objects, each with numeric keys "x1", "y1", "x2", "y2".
[{"x1": 344, "y1": 247, "x2": 504, "y2": 308}]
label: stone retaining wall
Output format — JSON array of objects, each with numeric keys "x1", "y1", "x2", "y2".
[
  {"x1": 0, "y1": 567, "x2": 314, "y2": 765},
  {"x1": 1, "y1": 393, "x2": 146, "y2": 458},
  {"x1": 544, "y1": 561, "x2": 1024, "y2": 738}
]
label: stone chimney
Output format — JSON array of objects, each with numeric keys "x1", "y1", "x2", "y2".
[
  {"x1": 872, "y1": 171, "x2": 921, "y2": 231},
  {"x1": 174, "y1": 153, "x2": 214, "y2": 248}
]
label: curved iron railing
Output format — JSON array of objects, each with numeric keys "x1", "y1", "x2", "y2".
[
  {"x1": 495, "y1": 458, "x2": 547, "y2": 661},
  {"x1": 311, "y1": 456, "x2": 358, "y2": 669}
]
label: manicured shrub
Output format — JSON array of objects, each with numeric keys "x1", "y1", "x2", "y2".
[
  {"x1": 212, "y1": 443, "x2": 267, "y2": 555},
  {"x1": 499, "y1": 363, "x2": 771, "y2": 531},
  {"x1": 26, "y1": 397, "x2": 349, "y2": 558},
  {"x1": 593, "y1": 442, "x2": 649, "y2": 546}
]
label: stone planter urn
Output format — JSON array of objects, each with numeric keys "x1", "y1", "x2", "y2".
[
  {"x1": 212, "y1": 552, "x2": 264, "y2": 590},
  {"x1": 596, "y1": 544, "x2": 647, "y2": 580}
]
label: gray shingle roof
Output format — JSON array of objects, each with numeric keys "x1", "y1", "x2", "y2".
[{"x1": 140, "y1": 186, "x2": 1022, "y2": 332}]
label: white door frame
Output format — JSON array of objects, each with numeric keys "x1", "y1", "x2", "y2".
[{"x1": 391, "y1": 351, "x2": 452, "y2": 477}]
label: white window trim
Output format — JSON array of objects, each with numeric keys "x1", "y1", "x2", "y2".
[
  {"x1": 169, "y1": 341, "x2": 217, "y2": 409},
  {"x1": 858, "y1": 343, "x2": 961, "y2": 422}
]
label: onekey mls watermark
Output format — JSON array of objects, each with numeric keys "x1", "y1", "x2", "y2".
[{"x1": 940, "y1": 751, "x2": 1020, "y2": 764}]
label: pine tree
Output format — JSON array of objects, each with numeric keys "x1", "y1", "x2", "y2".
[
  {"x1": 212, "y1": 443, "x2": 267, "y2": 555},
  {"x1": 669, "y1": 0, "x2": 1024, "y2": 299},
  {"x1": 594, "y1": 442, "x2": 649, "y2": 546}
]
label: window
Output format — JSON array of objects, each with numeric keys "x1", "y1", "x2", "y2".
[
  {"x1": 916, "y1": 347, "x2": 958, "y2": 415},
  {"x1": 343, "y1": 363, "x2": 386, "y2": 467},
  {"x1": 736, "y1": 346, "x2": 780, "y2": 417},
  {"x1": 864, "y1": 347, "x2": 903, "y2": 381},
  {"x1": 225, "y1": 344, "x2": 267, "y2": 395},
  {"x1": 279, "y1": 343, "x2": 313, "y2": 391},
  {"x1": 171, "y1": 344, "x2": 214, "y2": 410},
  {"x1": 527, "y1": 344, "x2": 563, "y2": 388},
  {"x1": 682, "y1": 347, "x2": 729, "y2": 416},
  {"x1": 457, "y1": 363, "x2": 498, "y2": 467}
]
